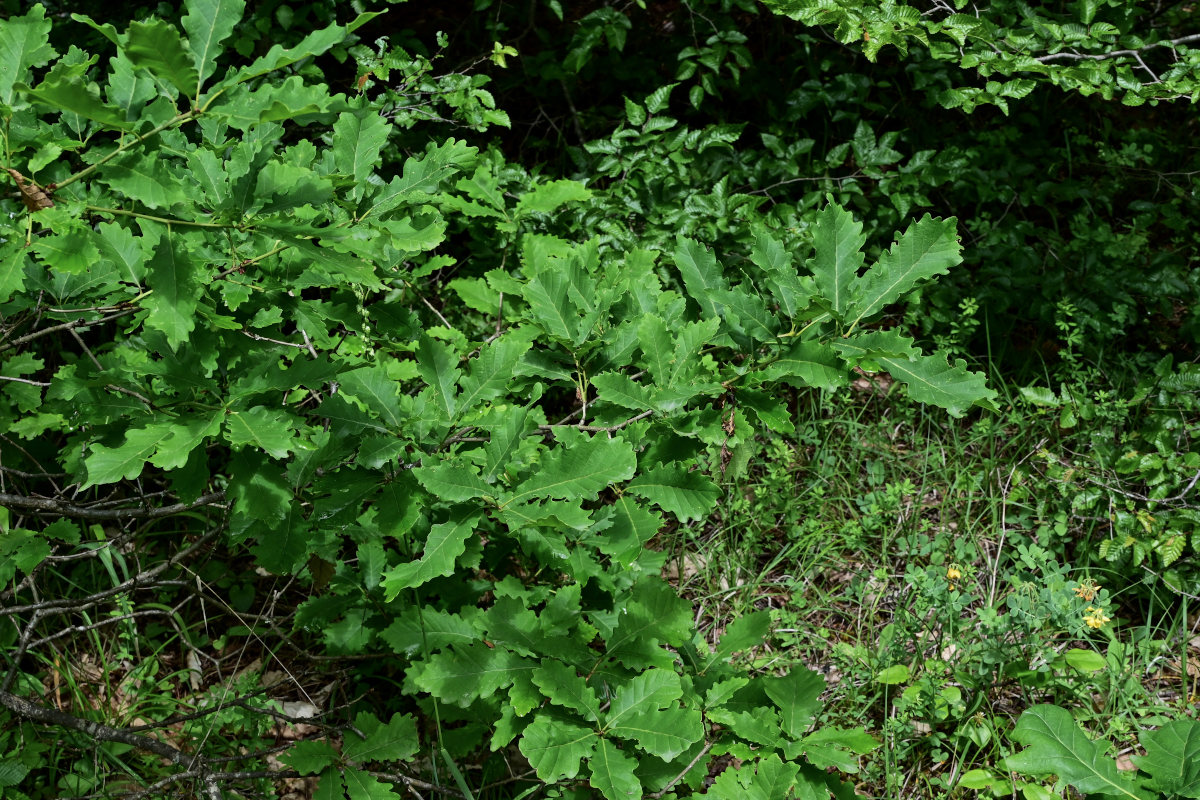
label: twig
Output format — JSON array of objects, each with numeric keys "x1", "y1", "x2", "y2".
[
  {"x1": 0, "y1": 374, "x2": 49, "y2": 387},
  {"x1": 0, "y1": 465, "x2": 67, "y2": 479},
  {"x1": 1040, "y1": 454, "x2": 1200, "y2": 507},
  {"x1": 648, "y1": 742, "x2": 713, "y2": 799},
  {"x1": 205, "y1": 740, "x2": 307, "y2": 763},
  {"x1": 0, "y1": 490, "x2": 225, "y2": 521},
  {"x1": 745, "y1": 169, "x2": 864, "y2": 195},
  {"x1": 0, "y1": 527, "x2": 220, "y2": 617},
  {"x1": 80, "y1": 768, "x2": 302, "y2": 800},
  {"x1": 46, "y1": 302, "x2": 136, "y2": 313},
  {"x1": 372, "y1": 769, "x2": 466, "y2": 798},
  {"x1": 214, "y1": 244, "x2": 288, "y2": 280},
  {"x1": 417, "y1": 292, "x2": 453, "y2": 329},
  {"x1": 87, "y1": 489, "x2": 171, "y2": 509},
  {"x1": 0, "y1": 308, "x2": 137, "y2": 354},
  {"x1": 70, "y1": 326, "x2": 104, "y2": 370},
  {"x1": 1141, "y1": 564, "x2": 1200, "y2": 600},
  {"x1": 25, "y1": 608, "x2": 170, "y2": 649},
  {"x1": 300, "y1": 328, "x2": 319, "y2": 359},
  {"x1": 107, "y1": 383, "x2": 158, "y2": 409},
  {"x1": 542, "y1": 371, "x2": 647, "y2": 428},
  {"x1": 1035, "y1": 33, "x2": 1200, "y2": 62},
  {"x1": 242, "y1": 330, "x2": 309, "y2": 349},
  {"x1": 211, "y1": 769, "x2": 300, "y2": 780},
  {"x1": 478, "y1": 770, "x2": 538, "y2": 793},
  {"x1": 1156, "y1": 468, "x2": 1200, "y2": 504},
  {"x1": 538, "y1": 409, "x2": 654, "y2": 433},
  {"x1": 1133, "y1": 51, "x2": 1161, "y2": 82},
  {"x1": 66, "y1": 329, "x2": 158, "y2": 408},
  {"x1": 0, "y1": 435, "x2": 62, "y2": 495},
  {"x1": 559, "y1": 78, "x2": 585, "y2": 143},
  {"x1": 54, "y1": 111, "x2": 197, "y2": 192}
]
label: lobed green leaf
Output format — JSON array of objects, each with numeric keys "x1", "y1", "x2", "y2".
[
  {"x1": 381, "y1": 514, "x2": 479, "y2": 598},
  {"x1": 1006, "y1": 705, "x2": 1152, "y2": 799},
  {"x1": 123, "y1": 19, "x2": 199, "y2": 98},
  {"x1": 808, "y1": 203, "x2": 865, "y2": 320},
  {"x1": 181, "y1": 0, "x2": 246, "y2": 92},
  {"x1": 505, "y1": 433, "x2": 636, "y2": 505},
  {"x1": 625, "y1": 462, "x2": 719, "y2": 522}
]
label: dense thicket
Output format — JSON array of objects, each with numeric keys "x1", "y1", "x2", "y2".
[
  {"x1": 1, "y1": 2, "x2": 1198, "y2": 799},
  {"x1": 24, "y1": 0, "x2": 1199, "y2": 374}
]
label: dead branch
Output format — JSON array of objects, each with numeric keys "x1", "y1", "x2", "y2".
[{"x1": 0, "y1": 491, "x2": 226, "y2": 521}]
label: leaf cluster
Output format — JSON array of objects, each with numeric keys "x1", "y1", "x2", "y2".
[{"x1": 1006, "y1": 705, "x2": 1200, "y2": 799}]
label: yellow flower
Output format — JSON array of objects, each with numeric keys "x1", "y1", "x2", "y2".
[
  {"x1": 1074, "y1": 579, "x2": 1100, "y2": 602},
  {"x1": 946, "y1": 564, "x2": 963, "y2": 591},
  {"x1": 1083, "y1": 606, "x2": 1111, "y2": 629}
]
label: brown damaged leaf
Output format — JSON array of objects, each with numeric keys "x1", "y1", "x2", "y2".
[{"x1": 6, "y1": 167, "x2": 55, "y2": 212}]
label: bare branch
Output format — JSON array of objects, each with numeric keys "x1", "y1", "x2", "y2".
[
  {"x1": 1035, "y1": 32, "x2": 1200, "y2": 63},
  {"x1": 539, "y1": 409, "x2": 654, "y2": 433},
  {"x1": 0, "y1": 490, "x2": 226, "y2": 521},
  {"x1": 25, "y1": 608, "x2": 171, "y2": 649},
  {"x1": 0, "y1": 374, "x2": 49, "y2": 387},
  {"x1": 416, "y1": 291, "x2": 453, "y2": 329},
  {"x1": 0, "y1": 465, "x2": 66, "y2": 479},
  {"x1": 242, "y1": 329, "x2": 310, "y2": 349},
  {"x1": 1157, "y1": 468, "x2": 1200, "y2": 504},
  {"x1": 300, "y1": 328, "x2": 319, "y2": 359},
  {"x1": 1133, "y1": 51, "x2": 1161, "y2": 82},
  {"x1": 648, "y1": 742, "x2": 714, "y2": 799},
  {"x1": 0, "y1": 308, "x2": 137, "y2": 354},
  {"x1": 372, "y1": 769, "x2": 466, "y2": 798},
  {"x1": 1141, "y1": 564, "x2": 1200, "y2": 600}
]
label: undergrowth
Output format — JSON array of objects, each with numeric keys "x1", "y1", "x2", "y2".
[{"x1": 692, "y1": 365, "x2": 1200, "y2": 798}]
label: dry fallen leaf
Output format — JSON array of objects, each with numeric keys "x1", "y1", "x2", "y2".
[{"x1": 6, "y1": 168, "x2": 54, "y2": 212}]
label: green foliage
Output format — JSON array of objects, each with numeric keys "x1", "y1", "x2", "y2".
[
  {"x1": 0, "y1": 1, "x2": 1003, "y2": 797},
  {"x1": 440, "y1": 0, "x2": 1199, "y2": 376},
  {"x1": 1015, "y1": 355, "x2": 1200, "y2": 594},
  {"x1": 839, "y1": 537, "x2": 1119, "y2": 792},
  {"x1": 4, "y1": 0, "x2": 1199, "y2": 797},
  {"x1": 1006, "y1": 705, "x2": 1200, "y2": 799},
  {"x1": 761, "y1": 0, "x2": 1200, "y2": 110}
]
